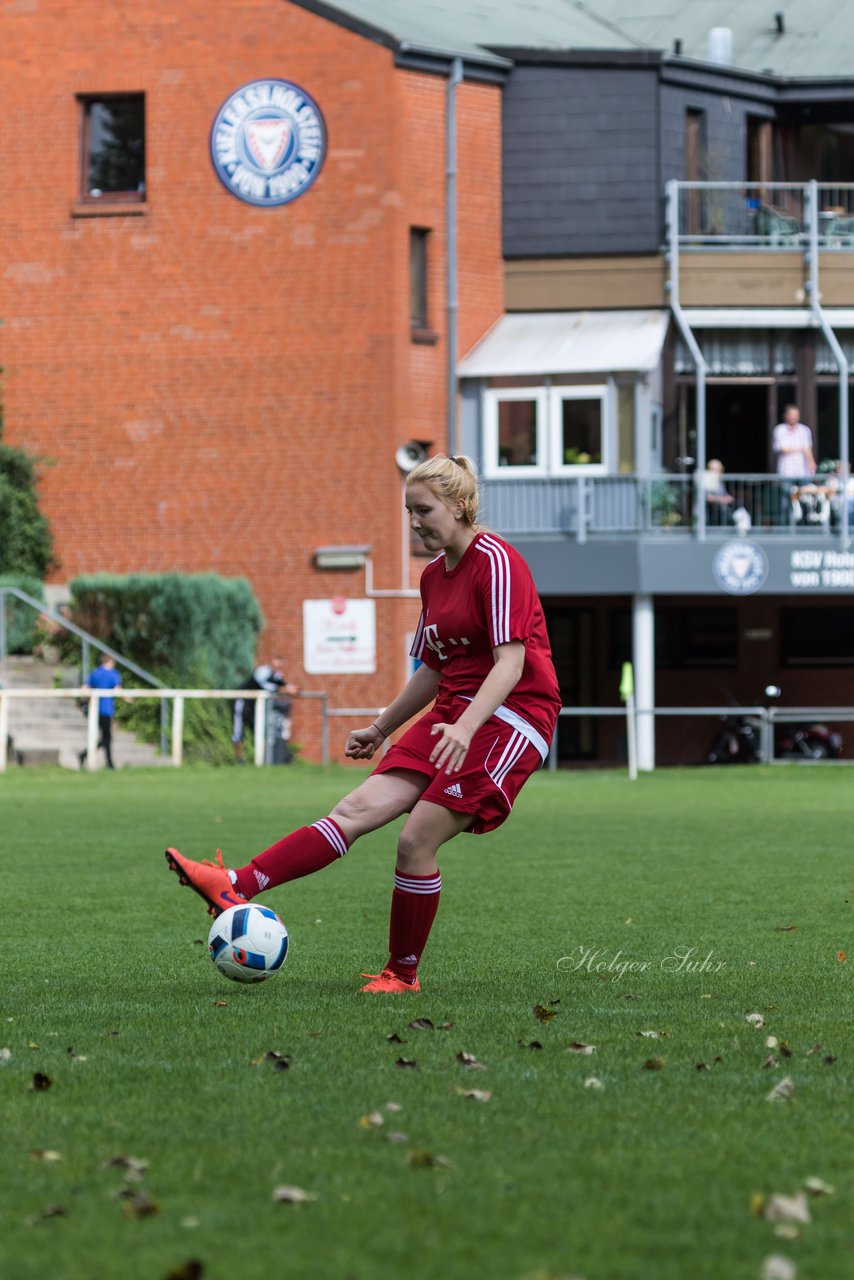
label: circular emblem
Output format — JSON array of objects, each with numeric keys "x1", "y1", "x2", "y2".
[
  {"x1": 210, "y1": 79, "x2": 326, "y2": 207},
  {"x1": 713, "y1": 541, "x2": 769, "y2": 595}
]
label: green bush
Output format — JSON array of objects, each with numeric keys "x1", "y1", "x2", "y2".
[
  {"x1": 0, "y1": 575, "x2": 46, "y2": 654},
  {"x1": 0, "y1": 444, "x2": 54, "y2": 578},
  {"x1": 67, "y1": 574, "x2": 265, "y2": 764},
  {"x1": 69, "y1": 573, "x2": 264, "y2": 688}
]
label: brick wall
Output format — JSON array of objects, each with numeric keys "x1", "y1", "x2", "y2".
[{"x1": 0, "y1": 0, "x2": 503, "y2": 760}]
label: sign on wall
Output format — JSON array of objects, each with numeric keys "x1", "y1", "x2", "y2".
[
  {"x1": 210, "y1": 79, "x2": 326, "y2": 207},
  {"x1": 303, "y1": 598, "x2": 376, "y2": 674}
]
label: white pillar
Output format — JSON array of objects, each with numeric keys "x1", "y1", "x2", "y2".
[
  {"x1": 86, "y1": 694, "x2": 100, "y2": 770},
  {"x1": 632, "y1": 594, "x2": 655, "y2": 771},
  {"x1": 0, "y1": 693, "x2": 9, "y2": 772},
  {"x1": 171, "y1": 695, "x2": 184, "y2": 767}
]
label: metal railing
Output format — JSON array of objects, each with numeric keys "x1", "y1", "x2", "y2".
[
  {"x1": 481, "y1": 473, "x2": 848, "y2": 538},
  {"x1": 672, "y1": 181, "x2": 854, "y2": 249}
]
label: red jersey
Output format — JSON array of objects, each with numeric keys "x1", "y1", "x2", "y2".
[{"x1": 410, "y1": 531, "x2": 561, "y2": 756}]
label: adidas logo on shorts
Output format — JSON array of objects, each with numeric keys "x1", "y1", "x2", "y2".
[{"x1": 443, "y1": 782, "x2": 463, "y2": 798}]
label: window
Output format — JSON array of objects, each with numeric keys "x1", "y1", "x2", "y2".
[
  {"x1": 80, "y1": 95, "x2": 145, "y2": 201},
  {"x1": 484, "y1": 388, "x2": 548, "y2": 475},
  {"x1": 551, "y1": 387, "x2": 608, "y2": 473},
  {"x1": 782, "y1": 607, "x2": 854, "y2": 666},
  {"x1": 610, "y1": 607, "x2": 738, "y2": 670},
  {"x1": 409, "y1": 227, "x2": 431, "y2": 337}
]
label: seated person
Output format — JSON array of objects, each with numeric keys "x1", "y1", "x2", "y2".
[{"x1": 701, "y1": 459, "x2": 734, "y2": 525}]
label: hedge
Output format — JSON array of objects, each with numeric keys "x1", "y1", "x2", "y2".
[
  {"x1": 68, "y1": 573, "x2": 264, "y2": 689},
  {"x1": 0, "y1": 575, "x2": 46, "y2": 654}
]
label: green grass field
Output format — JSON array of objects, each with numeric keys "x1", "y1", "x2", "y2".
[{"x1": 1, "y1": 764, "x2": 850, "y2": 1280}]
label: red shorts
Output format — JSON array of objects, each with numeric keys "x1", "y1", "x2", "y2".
[{"x1": 371, "y1": 703, "x2": 545, "y2": 834}]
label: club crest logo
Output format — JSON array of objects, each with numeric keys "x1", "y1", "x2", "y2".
[
  {"x1": 210, "y1": 79, "x2": 326, "y2": 207},
  {"x1": 713, "y1": 541, "x2": 768, "y2": 595}
]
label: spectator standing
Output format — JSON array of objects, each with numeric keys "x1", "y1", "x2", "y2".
[
  {"x1": 79, "y1": 654, "x2": 122, "y2": 770},
  {"x1": 772, "y1": 404, "x2": 816, "y2": 525},
  {"x1": 232, "y1": 656, "x2": 297, "y2": 763}
]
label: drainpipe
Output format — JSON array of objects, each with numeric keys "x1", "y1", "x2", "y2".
[
  {"x1": 806, "y1": 180, "x2": 850, "y2": 549},
  {"x1": 446, "y1": 57, "x2": 463, "y2": 456},
  {"x1": 665, "y1": 179, "x2": 707, "y2": 540}
]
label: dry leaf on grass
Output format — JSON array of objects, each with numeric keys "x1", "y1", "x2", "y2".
[
  {"x1": 24, "y1": 1204, "x2": 66, "y2": 1226},
  {"x1": 453, "y1": 1087, "x2": 492, "y2": 1102},
  {"x1": 745, "y1": 1013, "x2": 765, "y2": 1030},
  {"x1": 763, "y1": 1055, "x2": 778, "y2": 1069},
  {"x1": 272, "y1": 1185, "x2": 317, "y2": 1204},
  {"x1": 212, "y1": 1001, "x2": 228, "y2": 1008},
  {"x1": 533, "y1": 1004, "x2": 557, "y2": 1024},
  {"x1": 643, "y1": 1057, "x2": 666, "y2": 1071},
  {"x1": 455, "y1": 1051, "x2": 487, "y2": 1069},
  {"x1": 358, "y1": 1111, "x2": 384, "y2": 1129},
  {"x1": 0, "y1": 1047, "x2": 12, "y2": 1063},
  {"x1": 385, "y1": 1131, "x2": 409, "y2": 1143},
  {"x1": 518, "y1": 1040, "x2": 543, "y2": 1050},
  {"x1": 30, "y1": 1072, "x2": 52, "y2": 1092},
  {"x1": 760, "y1": 1254, "x2": 797, "y2": 1280},
  {"x1": 384, "y1": 1101, "x2": 402, "y2": 1112},
  {"x1": 775, "y1": 925, "x2": 798, "y2": 932},
  {"x1": 803, "y1": 1176, "x2": 835, "y2": 1197},
  {"x1": 773, "y1": 1224, "x2": 801, "y2": 1241},
  {"x1": 394, "y1": 1057, "x2": 418, "y2": 1070},
  {"x1": 438, "y1": 1022, "x2": 455, "y2": 1031},
  {"x1": 104, "y1": 1154, "x2": 149, "y2": 1179},
  {"x1": 805, "y1": 1043, "x2": 823, "y2": 1055},
  {"x1": 763, "y1": 1192, "x2": 811, "y2": 1225},
  {"x1": 386, "y1": 1033, "x2": 405, "y2": 1045},
  {"x1": 29, "y1": 1150, "x2": 63, "y2": 1163},
  {"x1": 162, "y1": 1262, "x2": 205, "y2": 1280},
  {"x1": 408, "y1": 1018, "x2": 434, "y2": 1031},
  {"x1": 566, "y1": 1042, "x2": 596, "y2": 1055},
  {"x1": 766, "y1": 1076, "x2": 795, "y2": 1102},
  {"x1": 583, "y1": 1077, "x2": 604, "y2": 1090},
  {"x1": 779, "y1": 1041, "x2": 792, "y2": 1058},
  {"x1": 406, "y1": 1149, "x2": 451, "y2": 1169},
  {"x1": 117, "y1": 1188, "x2": 160, "y2": 1219},
  {"x1": 765, "y1": 1036, "x2": 779, "y2": 1049}
]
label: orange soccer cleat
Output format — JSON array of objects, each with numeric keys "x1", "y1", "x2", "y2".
[
  {"x1": 165, "y1": 847, "x2": 248, "y2": 917},
  {"x1": 359, "y1": 967, "x2": 422, "y2": 994}
]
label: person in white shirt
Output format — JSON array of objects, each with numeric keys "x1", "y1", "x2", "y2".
[{"x1": 772, "y1": 405, "x2": 816, "y2": 478}]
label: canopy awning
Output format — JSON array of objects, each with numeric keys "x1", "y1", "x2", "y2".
[{"x1": 458, "y1": 309, "x2": 669, "y2": 378}]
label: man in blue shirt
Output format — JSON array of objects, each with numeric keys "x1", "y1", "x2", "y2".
[{"x1": 79, "y1": 655, "x2": 123, "y2": 770}]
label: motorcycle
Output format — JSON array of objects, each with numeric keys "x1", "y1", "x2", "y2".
[{"x1": 706, "y1": 686, "x2": 843, "y2": 763}]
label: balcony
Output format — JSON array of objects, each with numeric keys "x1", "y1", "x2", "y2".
[{"x1": 482, "y1": 473, "x2": 853, "y2": 540}]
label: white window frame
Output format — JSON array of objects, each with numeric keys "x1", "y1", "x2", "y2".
[
  {"x1": 549, "y1": 385, "x2": 610, "y2": 475},
  {"x1": 483, "y1": 387, "x2": 549, "y2": 478}
]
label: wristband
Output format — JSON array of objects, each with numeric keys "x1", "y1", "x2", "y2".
[{"x1": 372, "y1": 722, "x2": 388, "y2": 740}]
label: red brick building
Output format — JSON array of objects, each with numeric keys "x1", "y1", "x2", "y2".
[{"x1": 0, "y1": 0, "x2": 504, "y2": 755}]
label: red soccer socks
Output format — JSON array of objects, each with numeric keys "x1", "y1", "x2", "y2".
[
  {"x1": 386, "y1": 869, "x2": 442, "y2": 983},
  {"x1": 232, "y1": 818, "x2": 349, "y2": 899}
]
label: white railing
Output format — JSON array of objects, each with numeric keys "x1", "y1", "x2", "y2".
[{"x1": 672, "y1": 181, "x2": 854, "y2": 249}]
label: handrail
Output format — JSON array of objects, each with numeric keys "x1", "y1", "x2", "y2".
[{"x1": 0, "y1": 587, "x2": 165, "y2": 687}]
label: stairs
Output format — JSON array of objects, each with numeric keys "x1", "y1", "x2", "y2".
[{"x1": 0, "y1": 656, "x2": 171, "y2": 770}]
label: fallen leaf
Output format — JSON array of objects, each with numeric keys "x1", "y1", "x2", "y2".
[
  {"x1": 619, "y1": 992, "x2": 640, "y2": 1000},
  {"x1": 438, "y1": 1022, "x2": 454, "y2": 1031},
  {"x1": 250, "y1": 1051, "x2": 290, "y2": 1070},
  {"x1": 453, "y1": 1087, "x2": 492, "y2": 1102},
  {"x1": 643, "y1": 1057, "x2": 665, "y2": 1071},
  {"x1": 408, "y1": 1018, "x2": 434, "y2": 1031},
  {"x1": 181, "y1": 1217, "x2": 201, "y2": 1230},
  {"x1": 394, "y1": 1057, "x2": 418, "y2": 1070},
  {"x1": 823, "y1": 1055, "x2": 836, "y2": 1065},
  {"x1": 0, "y1": 1047, "x2": 11, "y2": 1063},
  {"x1": 358, "y1": 1111, "x2": 384, "y2": 1129},
  {"x1": 695, "y1": 1062, "x2": 710, "y2": 1071},
  {"x1": 162, "y1": 1262, "x2": 204, "y2": 1280},
  {"x1": 106, "y1": 1030, "x2": 120, "y2": 1037},
  {"x1": 762, "y1": 1055, "x2": 778, "y2": 1069},
  {"x1": 66, "y1": 1047, "x2": 87, "y2": 1062},
  {"x1": 30, "y1": 1072, "x2": 52, "y2": 1092},
  {"x1": 386, "y1": 1033, "x2": 405, "y2": 1045},
  {"x1": 533, "y1": 1004, "x2": 557, "y2": 1024},
  {"x1": 191, "y1": 939, "x2": 204, "y2": 946},
  {"x1": 750, "y1": 1193, "x2": 766, "y2": 1218},
  {"x1": 636, "y1": 1030, "x2": 667, "y2": 1039},
  {"x1": 805, "y1": 1043, "x2": 822, "y2": 1055},
  {"x1": 779, "y1": 1041, "x2": 792, "y2": 1058},
  {"x1": 455, "y1": 1051, "x2": 487, "y2": 1069},
  {"x1": 272, "y1": 1185, "x2": 317, "y2": 1204},
  {"x1": 385, "y1": 1130, "x2": 409, "y2": 1143},
  {"x1": 745, "y1": 1013, "x2": 765, "y2": 1030},
  {"x1": 583, "y1": 1076, "x2": 604, "y2": 1090},
  {"x1": 765, "y1": 1035, "x2": 779, "y2": 1049},
  {"x1": 384, "y1": 1101, "x2": 402, "y2": 1112},
  {"x1": 24, "y1": 1204, "x2": 66, "y2": 1225},
  {"x1": 118, "y1": 1189, "x2": 160, "y2": 1219},
  {"x1": 548, "y1": 998, "x2": 561, "y2": 1006},
  {"x1": 837, "y1": 951, "x2": 846, "y2": 962},
  {"x1": 766, "y1": 1076, "x2": 795, "y2": 1102},
  {"x1": 518, "y1": 1040, "x2": 543, "y2": 1050},
  {"x1": 104, "y1": 1155, "x2": 149, "y2": 1180},
  {"x1": 775, "y1": 925, "x2": 798, "y2": 932},
  {"x1": 29, "y1": 1150, "x2": 63, "y2": 1163},
  {"x1": 566, "y1": 1042, "x2": 596, "y2": 1055},
  {"x1": 773, "y1": 1225, "x2": 801, "y2": 1241},
  {"x1": 764, "y1": 1192, "x2": 811, "y2": 1225},
  {"x1": 212, "y1": 1001, "x2": 228, "y2": 1008},
  {"x1": 406, "y1": 1149, "x2": 450, "y2": 1169},
  {"x1": 803, "y1": 1176, "x2": 835, "y2": 1197},
  {"x1": 760, "y1": 1255, "x2": 797, "y2": 1280},
  {"x1": 28, "y1": 1041, "x2": 40, "y2": 1050}
]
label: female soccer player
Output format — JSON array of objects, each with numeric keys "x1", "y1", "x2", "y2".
[{"x1": 166, "y1": 455, "x2": 561, "y2": 992}]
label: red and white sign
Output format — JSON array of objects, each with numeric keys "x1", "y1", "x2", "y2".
[{"x1": 303, "y1": 598, "x2": 376, "y2": 674}]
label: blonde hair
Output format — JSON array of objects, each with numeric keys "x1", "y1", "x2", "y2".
[{"x1": 406, "y1": 454, "x2": 480, "y2": 526}]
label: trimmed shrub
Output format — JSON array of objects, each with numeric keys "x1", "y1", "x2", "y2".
[
  {"x1": 68, "y1": 573, "x2": 264, "y2": 689},
  {"x1": 0, "y1": 443, "x2": 54, "y2": 579},
  {"x1": 0, "y1": 575, "x2": 46, "y2": 654}
]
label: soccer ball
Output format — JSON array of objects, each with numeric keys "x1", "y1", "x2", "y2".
[{"x1": 207, "y1": 904, "x2": 288, "y2": 984}]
